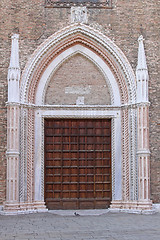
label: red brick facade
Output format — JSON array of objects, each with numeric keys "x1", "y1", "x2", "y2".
[{"x1": 0, "y1": 0, "x2": 159, "y2": 204}]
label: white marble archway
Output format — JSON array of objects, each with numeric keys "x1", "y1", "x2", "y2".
[
  {"x1": 4, "y1": 24, "x2": 152, "y2": 213},
  {"x1": 33, "y1": 44, "x2": 122, "y2": 203}
]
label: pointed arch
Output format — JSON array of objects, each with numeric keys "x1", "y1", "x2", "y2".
[
  {"x1": 17, "y1": 24, "x2": 140, "y2": 211},
  {"x1": 20, "y1": 23, "x2": 136, "y2": 105},
  {"x1": 35, "y1": 44, "x2": 120, "y2": 106}
]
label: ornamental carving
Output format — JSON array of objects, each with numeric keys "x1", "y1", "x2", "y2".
[
  {"x1": 71, "y1": 7, "x2": 88, "y2": 24},
  {"x1": 4, "y1": 27, "x2": 152, "y2": 214},
  {"x1": 45, "y1": 0, "x2": 112, "y2": 9}
]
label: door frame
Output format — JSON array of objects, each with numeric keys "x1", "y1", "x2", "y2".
[
  {"x1": 34, "y1": 108, "x2": 122, "y2": 206},
  {"x1": 7, "y1": 24, "x2": 152, "y2": 213}
]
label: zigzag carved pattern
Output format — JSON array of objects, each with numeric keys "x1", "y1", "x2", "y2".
[
  {"x1": 130, "y1": 108, "x2": 137, "y2": 200},
  {"x1": 19, "y1": 108, "x2": 27, "y2": 202},
  {"x1": 122, "y1": 108, "x2": 130, "y2": 200},
  {"x1": 27, "y1": 109, "x2": 34, "y2": 202},
  {"x1": 26, "y1": 34, "x2": 129, "y2": 105}
]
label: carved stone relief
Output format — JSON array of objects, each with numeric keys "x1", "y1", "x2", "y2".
[{"x1": 71, "y1": 7, "x2": 88, "y2": 24}]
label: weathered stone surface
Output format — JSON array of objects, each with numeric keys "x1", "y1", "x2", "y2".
[{"x1": 0, "y1": 212, "x2": 160, "y2": 240}]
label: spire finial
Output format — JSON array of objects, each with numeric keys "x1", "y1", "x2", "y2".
[
  {"x1": 137, "y1": 35, "x2": 147, "y2": 71},
  {"x1": 136, "y1": 35, "x2": 149, "y2": 103},
  {"x1": 8, "y1": 34, "x2": 20, "y2": 102},
  {"x1": 9, "y1": 34, "x2": 20, "y2": 70}
]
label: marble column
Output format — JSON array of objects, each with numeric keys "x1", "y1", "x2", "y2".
[
  {"x1": 136, "y1": 35, "x2": 152, "y2": 209},
  {"x1": 4, "y1": 34, "x2": 21, "y2": 212}
]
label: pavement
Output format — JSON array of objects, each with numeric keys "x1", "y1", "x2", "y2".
[{"x1": 0, "y1": 210, "x2": 160, "y2": 240}]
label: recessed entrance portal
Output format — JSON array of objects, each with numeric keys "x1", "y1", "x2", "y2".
[
  {"x1": 5, "y1": 25, "x2": 152, "y2": 213},
  {"x1": 44, "y1": 119, "x2": 112, "y2": 209}
]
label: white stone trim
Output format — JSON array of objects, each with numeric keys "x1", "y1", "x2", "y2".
[
  {"x1": 35, "y1": 45, "x2": 120, "y2": 106},
  {"x1": 34, "y1": 109, "x2": 121, "y2": 202},
  {"x1": 8, "y1": 34, "x2": 20, "y2": 103},
  {"x1": 20, "y1": 24, "x2": 136, "y2": 104},
  {"x1": 4, "y1": 24, "x2": 153, "y2": 214},
  {"x1": 153, "y1": 204, "x2": 160, "y2": 213},
  {"x1": 136, "y1": 35, "x2": 149, "y2": 103}
]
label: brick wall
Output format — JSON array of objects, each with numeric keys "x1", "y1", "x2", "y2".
[
  {"x1": 0, "y1": 0, "x2": 159, "y2": 203},
  {"x1": 45, "y1": 54, "x2": 111, "y2": 105}
]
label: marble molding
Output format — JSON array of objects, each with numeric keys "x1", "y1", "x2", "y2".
[{"x1": 4, "y1": 26, "x2": 152, "y2": 213}]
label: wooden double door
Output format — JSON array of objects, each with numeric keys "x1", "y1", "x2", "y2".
[{"x1": 44, "y1": 119, "x2": 112, "y2": 209}]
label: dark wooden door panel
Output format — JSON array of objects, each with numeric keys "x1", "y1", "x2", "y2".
[{"x1": 44, "y1": 119, "x2": 111, "y2": 210}]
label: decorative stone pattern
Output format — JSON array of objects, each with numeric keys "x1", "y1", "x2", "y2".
[
  {"x1": 19, "y1": 107, "x2": 27, "y2": 203},
  {"x1": 129, "y1": 107, "x2": 137, "y2": 201},
  {"x1": 137, "y1": 105, "x2": 150, "y2": 200},
  {"x1": 41, "y1": 117, "x2": 45, "y2": 201},
  {"x1": 20, "y1": 24, "x2": 135, "y2": 105},
  {"x1": 3, "y1": 25, "x2": 152, "y2": 213},
  {"x1": 6, "y1": 105, "x2": 20, "y2": 204},
  {"x1": 121, "y1": 108, "x2": 130, "y2": 201},
  {"x1": 27, "y1": 109, "x2": 34, "y2": 203},
  {"x1": 4, "y1": 34, "x2": 20, "y2": 212},
  {"x1": 40, "y1": 45, "x2": 116, "y2": 106},
  {"x1": 45, "y1": 0, "x2": 112, "y2": 8},
  {"x1": 136, "y1": 36, "x2": 151, "y2": 205}
]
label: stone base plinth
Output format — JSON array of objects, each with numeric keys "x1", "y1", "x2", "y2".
[
  {"x1": 3, "y1": 201, "x2": 47, "y2": 215},
  {"x1": 3, "y1": 202, "x2": 20, "y2": 213},
  {"x1": 110, "y1": 200, "x2": 152, "y2": 211}
]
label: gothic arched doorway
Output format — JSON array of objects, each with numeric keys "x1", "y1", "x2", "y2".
[{"x1": 5, "y1": 24, "x2": 152, "y2": 213}]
